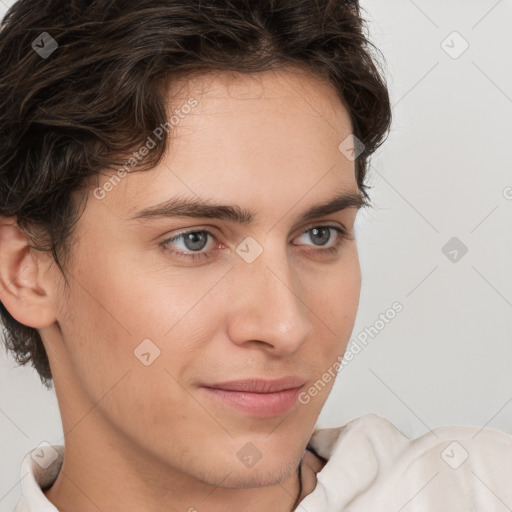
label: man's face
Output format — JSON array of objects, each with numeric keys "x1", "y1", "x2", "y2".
[{"x1": 42, "y1": 67, "x2": 362, "y2": 489}]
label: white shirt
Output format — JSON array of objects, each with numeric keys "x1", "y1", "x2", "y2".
[{"x1": 13, "y1": 413, "x2": 512, "y2": 512}]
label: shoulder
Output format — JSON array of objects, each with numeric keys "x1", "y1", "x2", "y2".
[
  {"x1": 307, "y1": 414, "x2": 512, "y2": 510},
  {"x1": 308, "y1": 413, "x2": 411, "y2": 465},
  {"x1": 310, "y1": 412, "x2": 512, "y2": 462}
]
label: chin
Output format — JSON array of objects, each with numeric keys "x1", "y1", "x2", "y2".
[
  {"x1": 203, "y1": 447, "x2": 301, "y2": 489},
  {"x1": 213, "y1": 466, "x2": 293, "y2": 489}
]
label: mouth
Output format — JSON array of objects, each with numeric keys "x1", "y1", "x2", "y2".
[{"x1": 199, "y1": 377, "x2": 307, "y2": 418}]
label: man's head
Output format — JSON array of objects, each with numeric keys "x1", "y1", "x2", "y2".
[{"x1": 0, "y1": 0, "x2": 391, "y2": 505}]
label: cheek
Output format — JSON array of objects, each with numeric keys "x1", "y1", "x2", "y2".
[
  {"x1": 67, "y1": 241, "x2": 211, "y2": 337},
  {"x1": 57, "y1": 248, "x2": 224, "y2": 395},
  {"x1": 310, "y1": 251, "x2": 361, "y2": 322},
  {"x1": 304, "y1": 253, "x2": 361, "y2": 362},
  {"x1": 55, "y1": 265, "x2": 203, "y2": 440}
]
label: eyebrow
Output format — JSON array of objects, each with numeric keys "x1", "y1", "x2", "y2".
[{"x1": 128, "y1": 190, "x2": 366, "y2": 225}]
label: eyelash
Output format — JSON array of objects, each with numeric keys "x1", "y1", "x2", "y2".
[{"x1": 159, "y1": 224, "x2": 352, "y2": 262}]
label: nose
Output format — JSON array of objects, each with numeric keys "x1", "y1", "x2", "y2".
[{"x1": 225, "y1": 243, "x2": 314, "y2": 355}]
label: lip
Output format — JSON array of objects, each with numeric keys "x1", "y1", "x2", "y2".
[
  {"x1": 202, "y1": 376, "x2": 307, "y2": 393},
  {"x1": 199, "y1": 377, "x2": 306, "y2": 418}
]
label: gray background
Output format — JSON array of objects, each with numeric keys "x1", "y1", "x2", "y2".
[{"x1": 1, "y1": 0, "x2": 512, "y2": 510}]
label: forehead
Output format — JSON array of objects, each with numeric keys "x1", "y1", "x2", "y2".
[{"x1": 94, "y1": 66, "x2": 358, "y2": 219}]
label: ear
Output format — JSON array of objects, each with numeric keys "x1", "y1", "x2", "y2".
[{"x1": 0, "y1": 217, "x2": 57, "y2": 329}]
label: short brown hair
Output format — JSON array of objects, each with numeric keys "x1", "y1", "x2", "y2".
[{"x1": 0, "y1": 0, "x2": 392, "y2": 388}]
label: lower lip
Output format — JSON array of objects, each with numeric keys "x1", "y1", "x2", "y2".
[{"x1": 199, "y1": 385, "x2": 304, "y2": 418}]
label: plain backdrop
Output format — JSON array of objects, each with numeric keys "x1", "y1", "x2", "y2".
[{"x1": 1, "y1": 0, "x2": 512, "y2": 510}]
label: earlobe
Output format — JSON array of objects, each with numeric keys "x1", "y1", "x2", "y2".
[{"x1": 0, "y1": 217, "x2": 57, "y2": 329}]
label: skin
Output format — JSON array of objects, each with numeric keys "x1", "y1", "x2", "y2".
[{"x1": 0, "y1": 66, "x2": 362, "y2": 512}]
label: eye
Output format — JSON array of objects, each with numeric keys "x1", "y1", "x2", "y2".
[
  {"x1": 160, "y1": 229, "x2": 219, "y2": 261},
  {"x1": 159, "y1": 224, "x2": 352, "y2": 262},
  {"x1": 293, "y1": 225, "x2": 350, "y2": 253}
]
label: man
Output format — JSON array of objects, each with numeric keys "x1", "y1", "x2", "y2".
[{"x1": 1, "y1": 1, "x2": 511, "y2": 511}]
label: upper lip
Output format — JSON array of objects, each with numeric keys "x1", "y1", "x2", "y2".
[{"x1": 202, "y1": 376, "x2": 306, "y2": 393}]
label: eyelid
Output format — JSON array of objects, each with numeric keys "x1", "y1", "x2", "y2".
[{"x1": 299, "y1": 220, "x2": 350, "y2": 236}]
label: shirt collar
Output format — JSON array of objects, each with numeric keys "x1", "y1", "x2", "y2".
[{"x1": 17, "y1": 443, "x2": 64, "y2": 512}]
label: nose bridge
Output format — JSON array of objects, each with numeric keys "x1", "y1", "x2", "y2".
[{"x1": 228, "y1": 237, "x2": 313, "y2": 350}]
